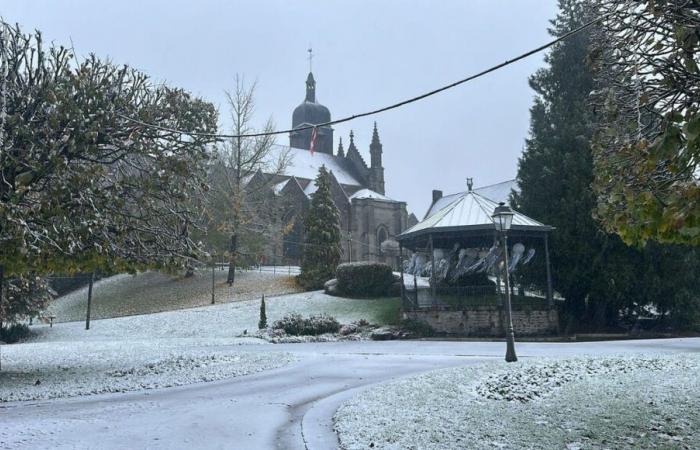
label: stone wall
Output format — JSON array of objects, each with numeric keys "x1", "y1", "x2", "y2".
[{"x1": 404, "y1": 306, "x2": 559, "y2": 337}]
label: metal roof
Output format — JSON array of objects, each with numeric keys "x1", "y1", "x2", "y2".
[
  {"x1": 399, "y1": 190, "x2": 550, "y2": 240},
  {"x1": 424, "y1": 180, "x2": 518, "y2": 219}
]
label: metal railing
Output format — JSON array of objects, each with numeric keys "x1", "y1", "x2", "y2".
[{"x1": 402, "y1": 283, "x2": 551, "y2": 311}]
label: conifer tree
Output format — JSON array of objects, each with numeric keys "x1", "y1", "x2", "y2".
[
  {"x1": 514, "y1": 0, "x2": 699, "y2": 331},
  {"x1": 513, "y1": 0, "x2": 635, "y2": 329},
  {"x1": 258, "y1": 294, "x2": 267, "y2": 329},
  {"x1": 298, "y1": 166, "x2": 341, "y2": 290}
]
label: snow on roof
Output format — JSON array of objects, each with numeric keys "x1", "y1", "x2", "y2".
[
  {"x1": 273, "y1": 179, "x2": 290, "y2": 195},
  {"x1": 349, "y1": 188, "x2": 399, "y2": 202},
  {"x1": 303, "y1": 181, "x2": 318, "y2": 197},
  {"x1": 401, "y1": 190, "x2": 547, "y2": 236},
  {"x1": 473, "y1": 179, "x2": 518, "y2": 205},
  {"x1": 423, "y1": 180, "x2": 519, "y2": 219},
  {"x1": 266, "y1": 144, "x2": 362, "y2": 187}
]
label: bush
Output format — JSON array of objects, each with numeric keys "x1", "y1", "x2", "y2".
[
  {"x1": 0, "y1": 323, "x2": 31, "y2": 343},
  {"x1": 400, "y1": 318, "x2": 435, "y2": 337},
  {"x1": 258, "y1": 295, "x2": 267, "y2": 329},
  {"x1": 336, "y1": 262, "x2": 394, "y2": 297},
  {"x1": 272, "y1": 313, "x2": 340, "y2": 336}
]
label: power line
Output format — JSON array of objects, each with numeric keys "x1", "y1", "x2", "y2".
[{"x1": 118, "y1": 13, "x2": 607, "y2": 140}]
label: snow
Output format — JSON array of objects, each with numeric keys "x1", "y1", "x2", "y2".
[
  {"x1": 349, "y1": 188, "x2": 398, "y2": 202},
  {"x1": 32, "y1": 290, "x2": 397, "y2": 342},
  {"x1": 1, "y1": 289, "x2": 397, "y2": 403},
  {"x1": 267, "y1": 144, "x2": 362, "y2": 187},
  {"x1": 334, "y1": 354, "x2": 700, "y2": 449},
  {"x1": 0, "y1": 340, "x2": 294, "y2": 402}
]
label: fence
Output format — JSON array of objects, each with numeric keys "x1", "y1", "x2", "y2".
[{"x1": 402, "y1": 282, "x2": 551, "y2": 311}]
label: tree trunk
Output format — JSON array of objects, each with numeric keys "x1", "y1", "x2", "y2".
[
  {"x1": 227, "y1": 233, "x2": 237, "y2": 286},
  {"x1": 0, "y1": 263, "x2": 4, "y2": 372}
]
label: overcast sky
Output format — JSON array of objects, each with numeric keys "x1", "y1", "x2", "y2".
[{"x1": 3, "y1": 0, "x2": 557, "y2": 216}]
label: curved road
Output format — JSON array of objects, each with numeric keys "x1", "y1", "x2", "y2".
[{"x1": 1, "y1": 338, "x2": 698, "y2": 449}]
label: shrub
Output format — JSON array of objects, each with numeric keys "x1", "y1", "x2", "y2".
[
  {"x1": 400, "y1": 318, "x2": 435, "y2": 337},
  {"x1": 0, "y1": 323, "x2": 31, "y2": 343},
  {"x1": 272, "y1": 313, "x2": 340, "y2": 336},
  {"x1": 258, "y1": 295, "x2": 267, "y2": 329},
  {"x1": 336, "y1": 262, "x2": 394, "y2": 297}
]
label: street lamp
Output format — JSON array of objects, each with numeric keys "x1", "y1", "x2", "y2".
[{"x1": 492, "y1": 202, "x2": 518, "y2": 362}]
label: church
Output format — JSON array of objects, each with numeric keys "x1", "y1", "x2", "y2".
[{"x1": 249, "y1": 71, "x2": 417, "y2": 265}]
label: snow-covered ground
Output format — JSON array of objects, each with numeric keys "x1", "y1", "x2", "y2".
[
  {"x1": 1, "y1": 290, "x2": 398, "y2": 403},
  {"x1": 0, "y1": 340, "x2": 293, "y2": 402},
  {"x1": 32, "y1": 290, "x2": 398, "y2": 342},
  {"x1": 335, "y1": 354, "x2": 700, "y2": 450},
  {"x1": 47, "y1": 269, "x2": 301, "y2": 322}
]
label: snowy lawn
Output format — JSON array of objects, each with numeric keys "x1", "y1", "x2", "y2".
[
  {"x1": 48, "y1": 269, "x2": 301, "y2": 322},
  {"x1": 335, "y1": 354, "x2": 700, "y2": 450},
  {"x1": 0, "y1": 291, "x2": 398, "y2": 402},
  {"x1": 0, "y1": 339, "x2": 295, "y2": 402},
  {"x1": 32, "y1": 291, "x2": 400, "y2": 342}
]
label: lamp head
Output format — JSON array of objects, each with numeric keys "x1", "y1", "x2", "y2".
[{"x1": 492, "y1": 202, "x2": 514, "y2": 232}]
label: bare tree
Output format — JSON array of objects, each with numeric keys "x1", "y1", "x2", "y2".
[{"x1": 206, "y1": 76, "x2": 290, "y2": 286}]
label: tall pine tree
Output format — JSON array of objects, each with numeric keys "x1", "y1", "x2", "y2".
[
  {"x1": 514, "y1": 0, "x2": 635, "y2": 330},
  {"x1": 298, "y1": 166, "x2": 342, "y2": 290},
  {"x1": 514, "y1": 0, "x2": 700, "y2": 332}
]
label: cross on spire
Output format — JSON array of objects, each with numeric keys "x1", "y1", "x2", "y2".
[{"x1": 307, "y1": 47, "x2": 313, "y2": 72}]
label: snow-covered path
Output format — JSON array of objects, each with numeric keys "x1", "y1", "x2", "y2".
[{"x1": 2, "y1": 338, "x2": 698, "y2": 450}]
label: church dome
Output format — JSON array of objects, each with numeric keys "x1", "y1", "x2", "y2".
[
  {"x1": 292, "y1": 101, "x2": 331, "y2": 127},
  {"x1": 292, "y1": 72, "x2": 331, "y2": 128}
]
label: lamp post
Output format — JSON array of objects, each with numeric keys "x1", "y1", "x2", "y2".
[{"x1": 492, "y1": 202, "x2": 518, "y2": 363}]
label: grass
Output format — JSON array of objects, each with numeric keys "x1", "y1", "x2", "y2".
[
  {"x1": 48, "y1": 269, "x2": 302, "y2": 322},
  {"x1": 336, "y1": 355, "x2": 700, "y2": 450}
]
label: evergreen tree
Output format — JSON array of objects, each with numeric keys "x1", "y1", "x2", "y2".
[
  {"x1": 514, "y1": 0, "x2": 699, "y2": 331},
  {"x1": 258, "y1": 294, "x2": 267, "y2": 329},
  {"x1": 298, "y1": 166, "x2": 341, "y2": 290},
  {"x1": 514, "y1": 0, "x2": 636, "y2": 330}
]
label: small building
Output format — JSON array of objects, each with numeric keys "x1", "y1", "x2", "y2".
[{"x1": 396, "y1": 180, "x2": 560, "y2": 336}]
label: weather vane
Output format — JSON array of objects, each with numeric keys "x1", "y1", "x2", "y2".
[{"x1": 307, "y1": 47, "x2": 313, "y2": 72}]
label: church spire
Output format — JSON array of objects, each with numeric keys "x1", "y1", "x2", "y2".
[
  {"x1": 368, "y1": 122, "x2": 385, "y2": 195},
  {"x1": 337, "y1": 137, "x2": 345, "y2": 158},
  {"x1": 369, "y1": 122, "x2": 382, "y2": 168},
  {"x1": 305, "y1": 72, "x2": 316, "y2": 102}
]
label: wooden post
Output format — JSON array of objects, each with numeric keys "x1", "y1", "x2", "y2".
[
  {"x1": 211, "y1": 262, "x2": 216, "y2": 304},
  {"x1": 429, "y1": 235, "x2": 437, "y2": 307},
  {"x1": 399, "y1": 243, "x2": 406, "y2": 310},
  {"x1": 544, "y1": 232, "x2": 554, "y2": 308},
  {"x1": 413, "y1": 274, "x2": 419, "y2": 309},
  {"x1": 85, "y1": 271, "x2": 95, "y2": 330}
]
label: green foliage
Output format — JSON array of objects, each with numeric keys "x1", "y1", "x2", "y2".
[
  {"x1": 272, "y1": 313, "x2": 340, "y2": 336},
  {"x1": 513, "y1": 0, "x2": 700, "y2": 331},
  {"x1": 0, "y1": 323, "x2": 31, "y2": 343},
  {"x1": 400, "y1": 318, "x2": 435, "y2": 337},
  {"x1": 336, "y1": 262, "x2": 394, "y2": 297},
  {"x1": 258, "y1": 295, "x2": 267, "y2": 329},
  {"x1": 298, "y1": 166, "x2": 342, "y2": 290},
  {"x1": 0, "y1": 22, "x2": 218, "y2": 279},
  {"x1": 0, "y1": 22, "x2": 217, "y2": 322},
  {"x1": 591, "y1": 1, "x2": 700, "y2": 246},
  {"x1": 1, "y1": 274, "x2": 52, "y2": 324}
]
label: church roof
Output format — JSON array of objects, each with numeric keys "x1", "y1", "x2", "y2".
[
  {"x1": 349, "y1": 188, "x2": 399, "y2": 203},
  {"x1": 400, "y1": 189, "x2": 549, "y2": 239},
  {"x1": 266, "y1": 144, "x2": 363, "y2": 187}
]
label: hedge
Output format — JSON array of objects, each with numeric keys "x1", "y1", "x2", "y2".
[{"x1": 336, "y1": 262, "x2": 394, "y2": 297}]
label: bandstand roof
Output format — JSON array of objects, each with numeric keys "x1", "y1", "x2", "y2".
[{"x1": 398, "y1": 189, "x2": 552, "y2": 246}]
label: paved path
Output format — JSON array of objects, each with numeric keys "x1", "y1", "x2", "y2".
[{"x1": 1, "y1": 338, "x2": 698, "y2": 449}]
